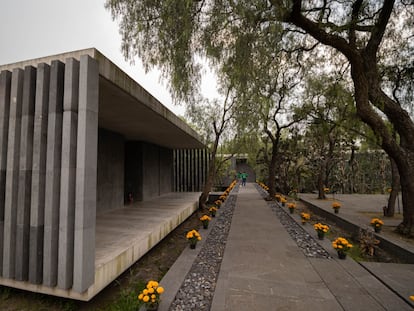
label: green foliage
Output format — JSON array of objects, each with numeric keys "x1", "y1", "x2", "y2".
[
  {"x1": 0, "y1": 286, "x2": 11, "y2": 301},
  {"x1": 106, "y1": 1, "x2": 414, "y2": 227},
  {"x1": 106, "y1": 281, "x2": 146, "y2": 311},
  {"x1": 106, "y1": 289, "x2": 140, "y2": 311},
  {"x1": 105, "y1": 0, "x2": 203, "y2": 102}
]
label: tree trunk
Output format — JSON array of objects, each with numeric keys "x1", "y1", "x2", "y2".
[
  {"x1": 348, "y1": 146, "x2": 357, "y2": 194},
  {"x1": 384, "y1": 157, "x2": 399, "y2": 217},
  {"x1": 394, "y1": 138, "x2": 414, "y2": 235},
  {"x1": 267, "y1": 141, "x2": 278, "y2": 199},
  {"x1": 199, "y1": 159, "x2": 216, "y2": 210},
  {"x1": 396, "y1": 165, "x2": 414, "y2": 236},
  {"x1": 199, "y1": 133, "x2": 220, "y2": 210},
  {"x1": 317, "y1": 160, "x2": 326, "y2": 199},
  {"x1": 351, "y1": 62, "x2": 414, "y2": 235}
]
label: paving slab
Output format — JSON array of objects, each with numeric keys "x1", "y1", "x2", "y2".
[{"x1": 360, "y1": 262, "x2": 414, "y2": 307}]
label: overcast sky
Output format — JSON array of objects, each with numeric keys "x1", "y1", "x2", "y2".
[{"x1": 0, "y1": 0, "x2": 206, "y2": 116}]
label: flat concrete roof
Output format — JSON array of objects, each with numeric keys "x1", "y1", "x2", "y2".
[{"x1": 0, "y1": 48, "x2": 204, "y2": 149}]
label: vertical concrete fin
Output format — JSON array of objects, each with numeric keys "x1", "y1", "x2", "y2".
[
  {"x1": 29, "y1": 63, "x2": 50, "y2": 284},
  {"x1": 43, "y1": 60, "x2": 64, "y2": 287},
  {"x1": 58, "y1": 58, "x2": 79, "y2": 290},
  {"x1": 0, "y1": 70, "x2": 12, "y2": 276},
  {"x1": 15, "y1": 66, "x2": 36, "y2": 281},
  {"x1": 3, "y1": 68, "x2": 24, "y2": 279},
  {"x1": 73, "y1": 55, "x2": 98, "y2": 293}
]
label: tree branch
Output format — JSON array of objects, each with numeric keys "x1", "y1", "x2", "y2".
[
  {"x1": 283, "y1": 0, "x2": 358, "y2": 61},
  {"x1": 365, "y1": 0, "x2": 395, "y2": 57}
]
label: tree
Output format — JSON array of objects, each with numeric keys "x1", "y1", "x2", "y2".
[
  {"x1": 281, "y1": 1, "x2": 414, "y2": 234},
  {"x1": 185, "y1": 88, "x2": 236, "y2": 210},
  {"x1": 106, "y1": 1, "x2": 414, "y2": 235},
  {"x1": 300, "y1": 75, "x2": 359, "y2": 199}
]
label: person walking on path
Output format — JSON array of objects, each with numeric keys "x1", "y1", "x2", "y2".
[{"x1": 241, "y1": 172, "x2": 248, "y2": 186}]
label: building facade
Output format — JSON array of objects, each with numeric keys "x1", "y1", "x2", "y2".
[{"x1": 0, "y1": 49, "x2": 207, "y2": 299}]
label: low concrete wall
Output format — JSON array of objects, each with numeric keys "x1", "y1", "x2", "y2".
[
  {"x1": 302, "y1": 199, "x2": 414, "y2": 264},
  {"x1": 97, "y1": 129, "x2": 124, "y2": 213}
]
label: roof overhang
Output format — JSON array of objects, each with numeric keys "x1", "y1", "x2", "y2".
[{"x1": 0, "y1": 48, "x2": 205, "y2": 149}]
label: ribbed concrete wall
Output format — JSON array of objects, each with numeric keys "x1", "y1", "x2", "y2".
[
  {"x1": 0, "y1": 55, "x2": 99, "y2": 293},
  {"x1": 173, "y1": 149, "x2": 209, "y2": 192}
]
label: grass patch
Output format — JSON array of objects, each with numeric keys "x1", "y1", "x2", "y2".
[
  {"x1": 104, "y1": 280, "x2": 146, "y2": 311},
  {"x1": 347, "y1": 244, "x2": 365, "y2": 262}
]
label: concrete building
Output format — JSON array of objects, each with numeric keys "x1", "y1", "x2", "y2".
[{"x1": 0, "y1": 48, "x2": 206, "y2": 300}]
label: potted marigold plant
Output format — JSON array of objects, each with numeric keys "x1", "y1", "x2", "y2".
[
  {"x1": 332, "y1": 237, "x2": 353, "y2": 259},
  {"x1": 287, "y1": 202, "x2": 296, "y2": 214},
  {"x1": 214, "y1": 200, "x2": 222, "y2": 208},
  {"x1": 370, "y1": 218, "x2": 384, "y2": 233},
  {"x1": 332, "y1": 201, "x2": 341, "y2": 214},
  {"x1": 200, "y1": 215, "x2": 211, "y2": 229},
  {"x1": 300, "y1": 212, "x2": 311, "y2": 224},
  {"x1": 280, "y1": 196, "x2": 287, "y2": 206},
  {"x1": 209, "y1": 206, "x2": 218, "y2": 217},
  {"x1": 186, "y1": 229, "x2": 201, "y2": 249},
  {"x1": 313, "y1": 223, "x2": 329, "y2": 240},
  {"x1": 219, "y1": 194, "x2": 227, "y2": 201},
  {"x1": 138, "y1": 280, "x2": 164, "y2": 311}
]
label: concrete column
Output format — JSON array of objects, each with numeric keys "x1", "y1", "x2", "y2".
[
  {"x1": 43, "y1": 61, "x2": 64, "y2": 287},
  {"x1": 0, "y1": 70, "x2": 11, "y2": 276},
  {"x1": 3, "y1": 68, "x2": 24, "y2": 279},
  {"x1": 15, "y1": 66, "x2": 36, "y2": 281},
  {"x1": 29, "y1": 63, "x2": 50, "y2": 284},
  {"x1": 58, "y1": 58, "x2": 79, "y2": 289},
  {"x1": 73, "y1": 55, "x2": 98, "y2": 293}
]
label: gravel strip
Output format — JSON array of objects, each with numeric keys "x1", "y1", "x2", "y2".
[
  {"x1": 255, "y1": 185, "x2": 331, "y2": 259},
  {"x1": 169, "y1": 184, "x2": 330, "y2": 310},
  {"x1": 169, "y1": 187, "x2": 238, "y2": 311}
]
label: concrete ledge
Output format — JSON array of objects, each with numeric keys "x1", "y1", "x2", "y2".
[
  {"x1": 158, "y1": 212, "x2": 217, "y2": 311},
  {"x1": 301, "y1": 199, "x2": 414, "y2": 264}
]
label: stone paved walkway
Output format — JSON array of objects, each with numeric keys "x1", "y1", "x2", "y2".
[{"x1": 160, "y1": 184, "x2": 413, "y2": 310}]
